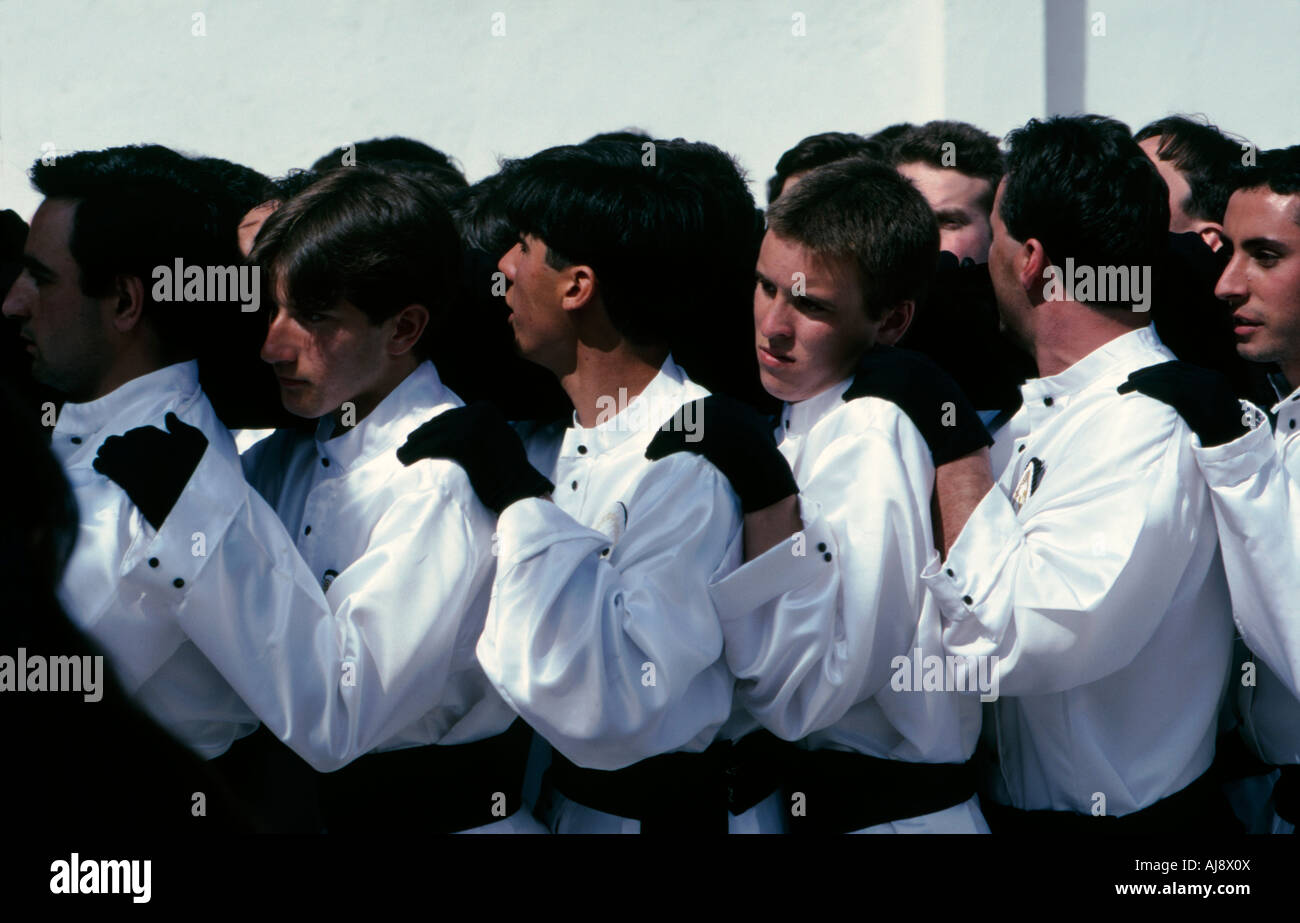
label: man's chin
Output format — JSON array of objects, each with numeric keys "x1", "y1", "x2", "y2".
[
  {"x1": 279, "y1": 389, "x2": 324, "y2": 419},
  {"x1": 758, "y1": 366, "x2": 803, "y2": 403}
]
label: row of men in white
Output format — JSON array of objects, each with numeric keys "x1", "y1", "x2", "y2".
[{"x1": 7, "y1": 120, "x2": 1297, "y2": 833}]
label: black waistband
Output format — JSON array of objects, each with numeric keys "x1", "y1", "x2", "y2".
[
  {"x1": 1274, "y1": 765, "x2": 1300, "y2": 826},
  {"x1": 787, "y1": 748, "x2": 977, "y2": 834},
  {"x1": 981, "y1": 767, "x2": 1243, "y2": 835},
  {"x1": 317, "y1": 719, "x2": 533, "y2": 833},
  {"x1": 549, "y1": 731, "x2": 796, "y2": 832}
]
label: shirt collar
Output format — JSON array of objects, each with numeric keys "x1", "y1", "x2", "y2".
[
  {"x1": 53, "y1": 361, "x2": 201, "y2": 461},
  {"x1": 314, "y1": 360, "x2": 455, "y2": 471},
  {"x1": 1268, "y1": 374, "x2": 1299, "y2": 415},
  {"x1": 1270, "y1": 381, "x2": 1300, "y2": 418},
  {"x1": 1018, "y1": 326, "x2": 1169, "y2": 428},
  {"x1": 781, "y1": 374, "x2": 856, "y2": 439},
  {"x1": 559, "y1": 355, "x2": 693, "y2": 458}
]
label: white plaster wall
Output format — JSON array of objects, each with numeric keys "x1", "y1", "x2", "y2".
[{"x1": 0, "y1": 0, "x2": 1295, "y2": 220}]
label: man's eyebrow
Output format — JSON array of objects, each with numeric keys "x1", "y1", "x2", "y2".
[
  {"x1": 21, "y1": 254, "x2": 55, "y2": 279},
  {"x1": 934, "y1": 208, "x2": 970, "y2": 225},
  {"x1": 757, "y1": 268, "x2": 837, "y2": 310},
  {"x1": 1239, "y1": 235, "x2": 1292, "y2": 252}
]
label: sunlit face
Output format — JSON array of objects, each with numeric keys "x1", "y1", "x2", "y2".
[
  {"x1": 1, "y1": 197, "x2": 114, "y2": 400},
  {"x1": 1138, "y1": 136, "x2": 1198, "y2": 233},
  {"x1": 897, "y1": 161, "x2": 994, "y2": 264},
  {"x1": 753, "y1": 230, "x2": 883, "y2": 403},
  {"x1": 260, "y1": 281, "x2": 397, "y2": 419},
  {"x1": 1214, "y1": 187, "x2": 1300, "y2": 377},
  {"x1": 496, "y1": 234, "x2": 574, "y2": 371}
]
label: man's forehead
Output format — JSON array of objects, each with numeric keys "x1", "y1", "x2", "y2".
[
  {"x1": 758, "y1": 231, "x2": 859, "y2": 293},
  {"x1": 25, "y1": 198, "x2": 78, "y2": 265},
  {"x1": 897, "y1": 161, "x2": 991, "y2": 211},
  {"x1": 1226, "y1": 187, "x2": 1300, "y2": 236},
  {"x1": 29, "y1": 197, "x2": 77, "y2": 237}
]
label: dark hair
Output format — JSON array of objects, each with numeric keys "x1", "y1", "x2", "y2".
[
  {"x1": 250, "y1": 167, "x2": 461, "y2": 356},
  {"x1": 29, "y1": 144, "x2": 236, "y2": 353},
  {"x1": 1227, "y1": 145, "x2": 1300, "y2": 222},
  {"x1": 890, "y1": 120, "x2": 1004, "y2": 213},
  {"x1": 768, "y1": 132, "x2": 883, "y2": 203},
  {"x1": 452, "y1": 172, "x2": 517, "y2": 258},
  {"x1": 274, "y1": 168, "x2": 323, "y2": 201},
  {"x1": 1000, "y1": 115, "x2": 1169, "y2": 276},
  {"x1": 499, "y1": 140, "x2": 751, "y2": 345},
  {"x1": 585, "y1": 129, "x2": 654, "y2": 145},
  {"x1": 310, "y1": 136, "x2": 468, "y2": 191},
  {"x1": 867, "y1": 122, "x2": 916, "y2": 151},
  {"x1": 767, "y1": 157, "x2": 940, "y2": 318},
  {"x1": 192, "y1": 156, "x2": 276, "y2": 217},
  {"x1": 1134, "y1": 115, "x2": 1242, "y2": 224},
  {"x1": 652, "y1": 140, "x2": 769, "y2": 408}
]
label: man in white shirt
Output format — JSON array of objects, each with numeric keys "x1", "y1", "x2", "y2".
[
  {"x1": 1123, "y1": 145, "x2": 1300, "y2": 832},
  {"x1": 2, "y1": 145, "x2": 264, "y2": 763},
  {"x1": 86, "y1": 167, "x2": 546, "y2": 833},
  {"x1": 919, "y1": 115, "x2": 1240, "y2": 832},
  {"x1": 705, "y1": 156, "x2": 995, "y2": 834},
  {"x1": 402, "y1": 140, "x2": 805, "y2": 832}
]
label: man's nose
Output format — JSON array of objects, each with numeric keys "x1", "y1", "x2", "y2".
[
  {"x1": 260, "y1": 308, "x2": 298, "y2": 365},
  {"x1": 498, "y1": 243, "x2": 520, "y2": 282},
  {"x1": 1214, "y1": 252, "x2": 1247, "y2": 305},
  {"x1": 2, "y1": 272, "x2": 35, "y2": 319},
  {"x1": 758, "y1": 296, "x2": 794, "y2": 342}
]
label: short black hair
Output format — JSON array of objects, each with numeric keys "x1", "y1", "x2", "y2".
[
  {"x1": 192, "y1": 156, "x2": 276, "y2": 216},
  {"x1": 890, "y1": 120, "x2": 1004, "y2": 213},
  {"x1": 1229, "y1": 145, "x2": 1300, "y2": 223},
  {"x1": 867, "y1": 122, "x2": 916, "y2": 151},
  {"x1": 767, "y1": 157, "x2": 940, "y2": 319},
  {"x1": 499, "y1": 140, "x2": 752, "y2": 345},
  {"x1": 1134, "y1": 115, "x2": 1242, "y2": 224},
  {"x1": 250, "y1": 167, "x2": 461, "y2": 356},
  {"x1": 311, "y1": 136, "x2": 468, "y2": 191},
  {"x1": 768, "y1": 132, "x2": 882, "y2": 203},
  {"x1": 585, "y1": 128, "x2": 653, "y2": 145},
  {"x1": 29, "y1": 144, "x2": 236, "y2": 352},
  {"x1": 273, "y1": 168, "x2": 322, "y2": 201},
  {"x1": 1000, "y1": 115, "x2": 1169, "y2": 277}
]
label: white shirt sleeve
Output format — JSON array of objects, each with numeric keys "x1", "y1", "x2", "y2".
[
  {"x1": 477, "y1": 454, "x2": 738, "y2": 771},
  {"x1": 1195, "y1": 416, "x2": 1300, "y2": 701},
  {"x1": 921, "y1": 402, "x2": 1210, "y2": 696},
  {"x1": 123, "y1": 445, "x2": 498, "y2": 772},
  {"x1": 708, "y1": 421, "x2": 932, "y2": 741}
]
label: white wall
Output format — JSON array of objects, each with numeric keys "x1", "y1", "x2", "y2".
[{"x1": 1, "y1": 0, "x2": 1295, "y2": 220}]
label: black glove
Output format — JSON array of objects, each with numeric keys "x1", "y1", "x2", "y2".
[
  {"x1": 396, "y1": 402, "x2": 553, "y2": 514},
  {"x1": 1117, "y1": 360, "x2": 1249, "y2": 448},
  {"x1": 644, "y1": 394, "x2": 798, "y2": 513},
  {"x1": 93, "y1": 412, "x2": 209, "y2": 530},
  {"x1": 842, "y1": 346, "x2": 993, "y2": 465}
]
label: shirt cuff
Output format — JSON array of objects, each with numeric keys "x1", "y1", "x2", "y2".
[
  {"x1": 121, "y1": 445, "x2": 247, "y2": 597},
  {"x1": 921, "y1": 485, "x2": 1022, "y2": 623},
  {"x1": 708, "y1": 500, "x2": 837, "y2": 622},
  {"x1": 495, "y1": 497, "x2": 610, "y2": 569}
]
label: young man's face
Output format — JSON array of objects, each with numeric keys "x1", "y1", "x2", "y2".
[
  {"x1": 753, "y1": 229, "x2": 881, "y2": 403},
  {"x1": 896, "y1": 161, "x2": 993, "y2": 264},
  {"x1": 1215, "y1": 187, "x2": 1300, "y2": 379},
  {"x1": 1, "y1": 197, "x2": 114, "y2": 400},
  {"x1": 260, "y1": 283, "x2": 399, "y2": 420},
  {"x1": 497, "y1": 233, "x2": 573, "y2": 371}
]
